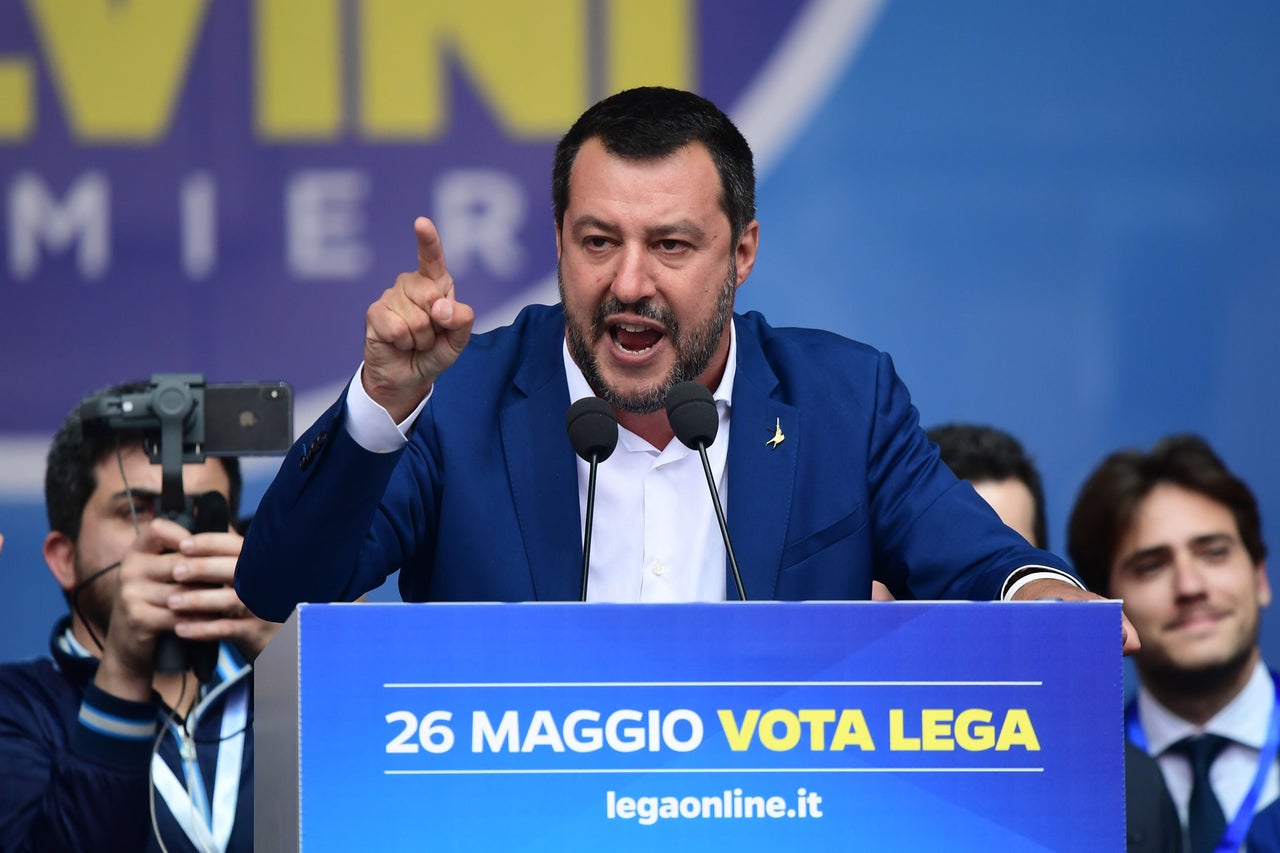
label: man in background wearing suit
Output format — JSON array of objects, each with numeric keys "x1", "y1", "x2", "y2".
[
  {"x1": 235, "y1": 87, "x2": 1133, "y2": 648},
  {"x1": 1069, "y1": 435, "x2": 1275, "y2": 853}
]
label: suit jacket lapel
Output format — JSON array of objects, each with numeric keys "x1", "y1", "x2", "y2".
[
  {"x1": 498, "y1": 311, "x2": 798, "y2": 602},
  {"x1": 726, "y1": 318, "x2": 798, "y2": 601},
  {"x1": 501, "y1": 317, "x2": 582, "y2": 601}
]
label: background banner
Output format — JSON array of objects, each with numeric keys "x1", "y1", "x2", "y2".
[{"x1": 2, "y1": 1, "x2": 1278, "y2": 665}]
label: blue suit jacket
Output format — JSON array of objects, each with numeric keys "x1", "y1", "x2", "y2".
[{"x1": 236, "y1": 305, "x2": 1073, "y2": 621}]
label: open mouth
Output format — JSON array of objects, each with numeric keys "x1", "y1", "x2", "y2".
[{"x1": 610, "y1": 322, "x2": 665, "y2": 354}]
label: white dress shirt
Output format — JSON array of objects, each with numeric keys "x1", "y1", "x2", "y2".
[
  {"x1": 563, "y1": 324, "x2": 736, "y2": 601},
  {"x1": 1138, "y1": 660, "x2": 1280, "y2": 834}
]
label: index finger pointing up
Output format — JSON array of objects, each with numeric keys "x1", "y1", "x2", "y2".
[{"x1": 415, "y1": 216, "x2": 448, "y2": 280}]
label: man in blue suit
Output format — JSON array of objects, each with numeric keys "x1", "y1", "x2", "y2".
[{"x1": 234, "y1": 87, "x2": 1134, "y2": 645}]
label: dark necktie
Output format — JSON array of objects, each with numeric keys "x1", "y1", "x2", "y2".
[{"x1": 1170, "y1": 733, "x2": 1231, "y2": 853}]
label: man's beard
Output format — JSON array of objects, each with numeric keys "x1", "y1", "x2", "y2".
[
  {"x1": 70, "y1": 551, "x2": 116, "y2": 642},
  {"x1": 560, "y1": 260, "x2": 737, "y2": 414},
  {"x1": 1137, "y1": 630, "x2": 1260, "y2": 700}
]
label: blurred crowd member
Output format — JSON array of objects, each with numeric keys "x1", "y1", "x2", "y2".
[{"x1": 1070, "y1": 435, "x2": 1273, "y2": 853}]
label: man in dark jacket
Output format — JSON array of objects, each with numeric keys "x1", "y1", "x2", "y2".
[
  {"x1": 0, "y1": 382, "x2": 277, "y2": 852},
  {"x1": 1070, "y1": 435, "x2": 1273, "y2": 853}
]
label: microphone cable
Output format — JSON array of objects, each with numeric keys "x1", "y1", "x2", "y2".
[
  {"x1": 148, "y1": 671, "x2": 189, "y2": 853},
  {"x1": 68, "y1": 440, "x2": 145, "y2": 653}
]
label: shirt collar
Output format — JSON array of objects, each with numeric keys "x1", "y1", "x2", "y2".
[
  {"x1": 57, "y1": 622, "x2": 94, "y2": 658},
  {"x1": 1139, "y1": 659, "x2": 1275, "y2": 754}
]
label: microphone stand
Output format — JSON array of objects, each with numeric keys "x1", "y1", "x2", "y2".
[
  {"x1": 581, "y1": 451, "x2": 601, "y2": 602},
  {"x1": 693, "y1": 440, "x2": 746, "y2": 602},
  {"x1": 665, "y1": 381, "x2": 748, "y2": 602},
  {"x1": 565, "y1": 397, "x2": 618, "y2": 602}
]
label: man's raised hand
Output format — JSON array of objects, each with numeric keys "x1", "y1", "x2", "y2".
[{"x1": 363, "y1": 217, "x2": 475, "y2": 421}]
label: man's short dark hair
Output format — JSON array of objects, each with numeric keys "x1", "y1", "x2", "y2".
[
  {"x1": 927, "y1": 423, "x2": 1048, "y2": 550},
  {"x1": 45, "y1": 380, "x2": 243, "y2": 541},
  {"x1": 551, "y1": 86, "x2": 756, "y2": 242},
  {"x1": 1066, "y1": 434, "x2": 1266, "y2": 597}
]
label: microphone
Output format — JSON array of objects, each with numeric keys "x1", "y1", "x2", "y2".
[
  {"x1": 566, "y1": 397, "x2": 619, "y2": 601},
  {"x1": 664, "y1": 381, "x2": 747, "y2": 601}
]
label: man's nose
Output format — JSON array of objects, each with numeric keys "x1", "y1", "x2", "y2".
[
  {"x1": 1172, "y1": 554, "x2": 1208, "y2": 599},
  {"x1": 609, "y1": 244, "x2": 657, "y2": 304}
]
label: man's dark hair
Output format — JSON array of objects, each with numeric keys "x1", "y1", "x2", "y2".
[
  {"x1": 928, "y1": 423, "x2": 1048, "y2": 550},
  {"x1": 552, "y1": 86, "x2": 756, "y2": 242},
  {"x1": 45, "y1": 380, "x2": 243, "y2": 541},
  {"x1": 1066, "y1": 434, "x2": 1266, "y2": 597}
]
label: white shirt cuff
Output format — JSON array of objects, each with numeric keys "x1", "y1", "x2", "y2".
[
  {"x1": 1000, "y1": 566, "x2": 1085, "y2": 601},
  {"x1": 344, "y1": 364, "x2": 430, "y2": 453}
]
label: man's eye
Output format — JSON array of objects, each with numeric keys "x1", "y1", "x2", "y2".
[
  {"x1": 584, "y1": 236, "x2": 611, "y2": 250},
  {"x1": 128, "y1": 498, "x2": 157, "y2": 518},
  {"x1": 656, "y1": 239, "x2": 686, "y2": 253},
  {"x1": 1130, "y1": 561, "x2": 1166, "y2": 577},
  {"x1": 1202, "y1": 545, "x2": 1232, "y2": 563}
]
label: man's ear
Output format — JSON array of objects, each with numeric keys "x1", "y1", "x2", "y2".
[
  {"x1": 734, "y1": 219, "x2": 760, "y2": 287},
  {"x1": 1256, "y1": 560, "x2": 1271, "y2": 608},
  {"x1": 43, "y1": 531, "x2": 77, "y2": 593}
]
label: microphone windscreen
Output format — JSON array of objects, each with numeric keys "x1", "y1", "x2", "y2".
[
  {"x1": 566, "y1": 397, "x2": 618, "y2": 462},
  {"x1": 665, "y1": 381, "x2": 718, "y2": 449}
]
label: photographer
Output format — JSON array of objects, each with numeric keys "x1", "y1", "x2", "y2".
[{"x1": 0, "y1": 381, "x2": 276, "y2": 852}]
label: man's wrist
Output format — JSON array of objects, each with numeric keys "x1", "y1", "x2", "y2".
[
  {"x1": 346, "y1": 364, "x2": 430, "y2": 452},
  {"x1": 1001, "y1": 566, "x2": 1085, "y2": 601}
]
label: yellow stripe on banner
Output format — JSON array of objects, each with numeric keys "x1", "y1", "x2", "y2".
[
  {"x1": 255, "y1": 0, "x2": 343, "y2": 141},
  {"x1": 0, "y1": 59, "x2": 34, "y2": 140},
  {"x1": 360, "y1": 0, "x2": 587, "y2": 140},
  {"x1": 605, "y1": 0, "x2": 693, "y2": 95},
  {"x1": 23, "y1": 0, "x2": 210, "y2": 143}
]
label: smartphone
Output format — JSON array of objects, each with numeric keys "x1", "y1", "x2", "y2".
[
  {"x1": 80, "y1": 376, "x2": 294, "y2": 457},
  {"x1": 203, "y1": 381, "x2": 294, "y2": 456}
]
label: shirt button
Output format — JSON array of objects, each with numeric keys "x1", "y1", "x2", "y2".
[{"x1": 652, "y1": 561, "x2": 666, "y2": 576}]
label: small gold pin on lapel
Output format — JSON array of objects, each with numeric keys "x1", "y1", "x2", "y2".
[{"x1": 765, "y1": 418, "x2": 785, "y2": 448}]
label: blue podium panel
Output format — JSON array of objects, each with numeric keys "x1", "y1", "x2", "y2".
[{"x1": 262, "y1": 601, "x2": 1123, "y2": 851}]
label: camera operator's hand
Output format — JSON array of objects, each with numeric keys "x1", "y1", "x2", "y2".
[
  {"x1": 363, "y1": 216, "x2": 475, "y2": 422},
  {"x1": 93, "y1": 519, "x2": 277, "y2": 704},
  {"x1": 172, "y1": 531, "x2": 280, "y2": 661},
  {"x1": 93, "y1": 518, "x2": 196, "y2": 702}
]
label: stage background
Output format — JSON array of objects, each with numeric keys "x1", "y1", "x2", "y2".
[{"x1": 2, "y1": 0, "x2": 1278, "y2": 668}]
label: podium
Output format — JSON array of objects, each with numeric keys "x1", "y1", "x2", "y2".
[{"x1": 255, "y1": 601, "x2": 1124, "y2": 851}]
